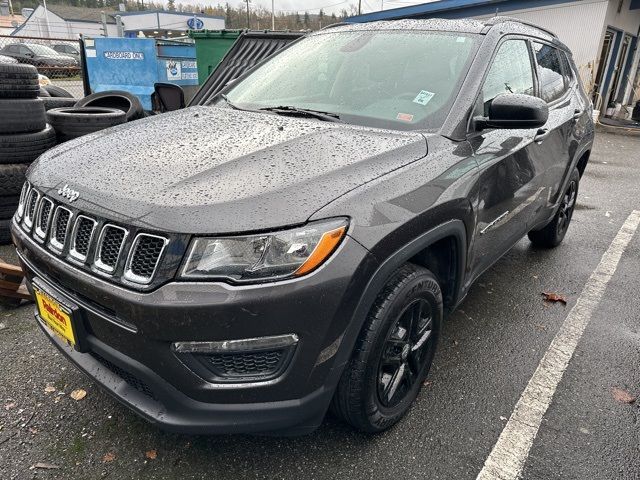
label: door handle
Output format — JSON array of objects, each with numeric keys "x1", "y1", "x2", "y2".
[
  {"x1": 572, "y1": 109, "x2": 583, "y2": 120},
  {"x1": 534, "y1": 128, "x2": 550, "y2": 143}
]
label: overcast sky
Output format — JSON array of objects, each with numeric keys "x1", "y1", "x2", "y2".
[{"x1": 175, "y1": 0, "x2": 434, "y2": 15}]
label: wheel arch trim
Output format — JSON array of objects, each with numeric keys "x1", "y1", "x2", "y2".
[{"x1": 325, "y1": 220, "x2": 467, "y2": 387}]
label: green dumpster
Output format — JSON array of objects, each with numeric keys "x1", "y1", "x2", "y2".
[{"x1": 188, "y1": 30, "x2": 243, "y2": 84}]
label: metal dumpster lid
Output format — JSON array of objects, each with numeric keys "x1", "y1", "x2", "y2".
[{"x1": 189, "y1": 30, "x2": 305, "y2": 106}]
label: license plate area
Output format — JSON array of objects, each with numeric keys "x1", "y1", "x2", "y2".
[{"x1": 33, "y1": 278, "x2": 87, "y2": 352}]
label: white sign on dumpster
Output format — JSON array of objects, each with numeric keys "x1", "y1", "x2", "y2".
[{"x1": 166, "y1": 60, "x2": 182, "y2": 81}]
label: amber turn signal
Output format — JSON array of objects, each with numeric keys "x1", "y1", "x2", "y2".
[{"x1": 294, "y1": 226, "x2": 347, "y2": 276}]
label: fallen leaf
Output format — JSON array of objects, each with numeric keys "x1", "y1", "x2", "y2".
[
  {"x1": 32, "y1": 463, "x2": 60, "y2": 470},
  {"x1": 145, "y1": 449, "x2": 157, "y2": 460},
  {"x1": 611, "y1": 387, "x2": 636, "y2": 404},
  {"x1": 44, "y1": 386, "x2": 56, "y2": 394},
  {"x1": 70, "y1": 389, "x2": 87, "y2": 401},
  {"x1": 541, "y1": 292, "x2": 567, "y2": 305},
  {"x1": 102, "y1": 452, "x2": 116, "y2": 463},
  {"x1": 4, "y1": 402, "x2": 15, "y2": 410}
]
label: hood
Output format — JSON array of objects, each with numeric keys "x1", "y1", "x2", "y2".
[{"x1": 29, "y1": 106, "x2": 427, "y2": 234}]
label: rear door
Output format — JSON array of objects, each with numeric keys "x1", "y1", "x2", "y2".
[
  {"x1": 467, "y1": 38, "x2": 544, "y2": 279},
  {"x1": 527, "y1": 42, "x2": 576, "y2": 225}
]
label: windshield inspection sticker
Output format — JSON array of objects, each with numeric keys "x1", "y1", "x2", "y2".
[
  {"x1": 413, "y1": 90, "x2": 435, "y2": 106},
  {"x1": 396, "y1": 112, "x2": 414, "y2": 122}
]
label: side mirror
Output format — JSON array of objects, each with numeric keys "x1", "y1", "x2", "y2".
[
  {"x1": 476, "y1": 93, "x2": 548, "y2": 130},
  {"x1": 153, "y1": 82, "x2": 185, "y2": 113}
]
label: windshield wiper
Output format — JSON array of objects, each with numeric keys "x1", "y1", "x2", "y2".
[
  {"x1": 258, "y1": 105, "x2": 341, "y2": 122},
  {"x1": 218, "y1": 93, "x2": 243, "y2": 110}
]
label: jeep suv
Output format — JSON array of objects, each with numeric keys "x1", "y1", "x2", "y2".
[{"x1": 11, "y1": 18, "x2": 594, "y2": 434}]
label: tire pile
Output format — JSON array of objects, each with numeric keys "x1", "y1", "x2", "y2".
[
  {"x1": 46, "y1": 90, "x2": 144, "y2": 143},
  {"x1": 0, "y1": 69, "x2": 146, "y2": 244},
  {"x1": 0, "y1": 64, "x2": 56, "y2": 244}
]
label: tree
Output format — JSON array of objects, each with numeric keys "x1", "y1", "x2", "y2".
[
  {"x1": 318, "y1": 8, "x2": 324, "y2": 28},
  {"x1": 167, "y1": 0, "x2": 175, "y2": 11},
  {"x1": 303, "y1": 11, "x2": 310, "y2": 29}
]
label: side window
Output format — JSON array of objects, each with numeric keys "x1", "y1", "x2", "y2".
[
  {"x1": 559, "y1": 51, "x2": 574, "y2": 86},
  {"x1": 482, "y1": 40, "x2": 534, "y2": 116},
  {"x1": 19, "y1": 45, "x2": 31, "y2": 55},
  {"x1": 533, "y1": 42, "x2": 566, "y2": 102}
]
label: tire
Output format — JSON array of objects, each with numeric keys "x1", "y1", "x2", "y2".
[
  {"x1": 47, "y1": 107, "x2": 126, "y2": 142},
  {"x1": 0, "y1": 98, "x2": 46, "y2": 134},
  {"x1": 44, "y1": 84, "x2": 73, "y2": 98},
  {"x1": 331, "y1": 263, "x2": 442, "y2": 433},
  {"x1": 0, "y1": 64, "x2": 39, "y2": 99},
  {"x1": 0, "y1": 164, "x2": 29, "y2": 196},
  {"x1": 42, "y1": 96, "x2": 76, "y2": 111},
  {"x1": 39, "y1": 87, "x2": 51, "y2": 97},
  {"x1": 0, "y1": 195, "x2": 20, "y2": 219},
  {"x1": 0, "y1": 124, "x2": 57, "y2": 164},
  {"x1": 528, "y1": 168, "x2": 580, "y2": 248},
  {"x1": 76, "y1": 90, "x2": 145, "y2": 121},
  {"x1": 0, "y1": 219, "x2": 11, "y2": 245}
]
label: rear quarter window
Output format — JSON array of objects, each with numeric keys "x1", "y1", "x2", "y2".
[{"x1": 533, "y1": 42, "x2": 566, "y2": 103}]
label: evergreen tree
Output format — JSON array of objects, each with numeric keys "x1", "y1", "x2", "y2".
[
  {"x1": 167, "y1": 0, "x2": 176, "y2": 11},
  {"x1": 303, "y1": 11, "x2": 310, "y2": 28}
]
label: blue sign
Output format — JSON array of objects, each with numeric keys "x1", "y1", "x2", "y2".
[{"x1": 187, "y1": 17, "x2": 204, "y2": 30}]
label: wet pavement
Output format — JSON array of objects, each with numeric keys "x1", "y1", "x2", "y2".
[{"x1": 0, "y1": 131, "x2": 638, "y2": 479}]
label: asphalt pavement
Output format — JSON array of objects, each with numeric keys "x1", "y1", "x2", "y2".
[{"x1": 0, "y1": 131, "x2": 638, "y2": 480}]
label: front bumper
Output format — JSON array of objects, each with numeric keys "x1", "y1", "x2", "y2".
[{"x1": 12, "y1": 220, "x2": 376, "y2": 434}]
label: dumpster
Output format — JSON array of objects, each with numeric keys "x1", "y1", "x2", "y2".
[
  {"x1": 188, "y1": 30, "x2": 242, "y2": 85},
  {"x1": 83, "y1": 37, "x2": 199, "y2": 110},
  {"x1": 190, "y1": 31, "x2": 304, "y2": 106}
]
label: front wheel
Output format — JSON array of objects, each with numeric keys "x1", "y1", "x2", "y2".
[
  {"x1": 331, "y1": 263, "x2": 442, "y2": 433},
  {"x1": 528, "y1": 168, "x2": 580, "y2": 248}
]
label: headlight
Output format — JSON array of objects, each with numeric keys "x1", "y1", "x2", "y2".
[{"x1": 180, "y1": 218, "x2": 348, "y2": 283}]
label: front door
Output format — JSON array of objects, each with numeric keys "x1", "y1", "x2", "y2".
[{"x1": 468, "y1": 38, "x2": 544, "y2": 279}]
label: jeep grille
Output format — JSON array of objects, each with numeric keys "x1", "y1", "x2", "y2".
[{"x1": 17, "y1": 188, "x2": 170, "y2": 287}]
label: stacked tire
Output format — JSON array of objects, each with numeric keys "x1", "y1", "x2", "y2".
[
  {"x1": 0, "y1": 64, "x2": 56, "y2": 244},
  {"x1": 45, "y1": 90, "x2": 143, "y2": 143}
]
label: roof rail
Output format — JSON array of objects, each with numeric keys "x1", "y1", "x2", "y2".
[
  {"x1": 484, "y1": 16, "x2": 558, "y2": 38},
  {"x1": 320, "y1": 22, "x2": 349, "y2": 30}
]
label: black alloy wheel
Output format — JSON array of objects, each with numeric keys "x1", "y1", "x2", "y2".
[
  {"x1": 331, "y1": 263, "x2": 442, "y2": 432},
  {"x1": 377, "y1": 298, "x2": 435, "y2": 408},
  {"x1": 556, "y1": 178, "x2": 577, "y2": 237},
  {"x1": 528, "y1": 167, "x2": 580, "y2": 248}
]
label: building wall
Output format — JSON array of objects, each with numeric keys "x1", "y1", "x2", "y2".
[
  {"x1": 120, "y1": 12, "x2": 224, "y2": 33},
  {"x1": 12, "y1": 6, "x2": 118, "y2": 39},
  {"x1": 473, "y1": 0, "x2": 609, "y2": 92},
  {"x1": 604, "y1": 0, "x2": 640, "y2": 103}
]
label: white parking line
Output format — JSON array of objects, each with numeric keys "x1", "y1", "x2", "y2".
[{"x1": 477, "y1": 210, "x2": 640, "y2": 480}]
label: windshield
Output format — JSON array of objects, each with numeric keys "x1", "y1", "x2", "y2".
[
  {"x1": 28, "y1": 44, "x2": 62, "y2": 56},
  {"x1": 222, "y1": 30, "x2": 479, "y2": 131}
]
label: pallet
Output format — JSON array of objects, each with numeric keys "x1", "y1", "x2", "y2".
[{"x1": 0, "y1": 257, "x2": 32, "y2": 307}]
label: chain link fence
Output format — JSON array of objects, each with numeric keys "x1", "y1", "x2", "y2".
[{"x1": 0, "y1": 35, "x2": 85, "y2": 98}]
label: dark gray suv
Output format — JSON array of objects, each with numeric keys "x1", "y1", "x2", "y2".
[{"x1": 11, "y1": 17, "x2": 594, "y2": 435}]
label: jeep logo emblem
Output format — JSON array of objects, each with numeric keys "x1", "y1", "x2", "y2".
[{"x1": 57, "y1": 184, "x2": 79, "y2": 202}]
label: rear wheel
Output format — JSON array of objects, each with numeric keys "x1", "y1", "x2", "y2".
[
  {"x1": 528, "y1": 168, "x2": 580, "y2": 248},
  {"x1": 332, "y1": 263, "x2": 442, "y2": 433}
]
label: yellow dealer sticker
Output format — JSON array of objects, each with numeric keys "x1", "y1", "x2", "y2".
[{"x1": 35, "y1": 288, "x2": 76, "y2": 346}]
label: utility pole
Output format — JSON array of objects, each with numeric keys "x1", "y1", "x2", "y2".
[
  {"x1": 244, "y1": 0, "x2": 250, "y2": 29},
  {"x1": 271, "y1": 0, "x2": 275, "y2": 31},
  {"x1": 358, "y1": 0, "x2": 361, "y2": 15},
  {"x1": 381, "y1": 1, "x2": 384, "y2": 10},
  {"x1": 101, "y1": 11, "x2": 109, "y2": 37}
]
